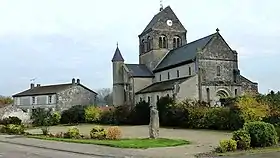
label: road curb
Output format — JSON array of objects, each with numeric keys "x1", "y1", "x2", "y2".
[{"x1": 0, "y1": 139, "x2": 122, "y2": 158}]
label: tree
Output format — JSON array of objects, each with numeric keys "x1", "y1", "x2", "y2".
[{"x1": 96, "y1": 88, "x2": 113, "y2": 106}]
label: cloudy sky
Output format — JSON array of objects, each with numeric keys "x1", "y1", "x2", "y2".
[{"x1": 0, "y1": 0, "x2": 279, "y2": 96}]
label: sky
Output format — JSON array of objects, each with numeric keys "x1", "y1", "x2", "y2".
[{"x1": 0, "y1": 0, "x2": 279, "y2": 96}]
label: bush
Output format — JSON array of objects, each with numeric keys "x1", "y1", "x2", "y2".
[
  {"x1": 0, "y1": 125, "x2": 6, "y2": 133},
  {"x1": 106, "y1": 126, "x2": 122, "y2": 140},
  {"x1": 51, "y1": 112, "x2": 61, "y2": 125},
  {"x1": 64, "y1": 127, "x2": 80, "y2": 138},
  {"x1": 41, "y1": 126, "x2": 49, "y2": 135},
  {"x1": 216, "y1": 139, "x2": 237, "y2": 153},
  {"x1": 1, "y1": 116, "x2": 22, "y2": 125},
  {"x1": 99, "y1": 109, "x2": 116, "y2": 124},
  {"x1": 244, "y1": 121, "x2": 278, "y2": 147},
  {"x1": 90, "y1": 126, "x2": 107, "y2": 140},
  {"x1": 31, "y1": 108, "x2": 53, "y2": 126},
  {"x1": 114, "y1": 105, "x2": 133, "y2": 125},
  {"x1": 237, "y1": 95, "x2": 270, "y2": 122},
  {"x1": 275, "y1": 127, "x2": 280, "y2": 141},
  {"x1": 6, "y1": 124, "x2": 25, "y2": 134},
  {"x1": 203, "y1": 108, "x2": 230, "y2": 130},
  {"x1": 60, "y1": 105, "x2": 86, "y2": 124},
  {"x1": 130, "y1": 101, "x2": 150, "y2": 125},
  {"x1": 85, "y1": 106, "x2": 101, "y2": 123},
  {"x1": 232, "y1": 129, "x2": 251, "y2": 150}
]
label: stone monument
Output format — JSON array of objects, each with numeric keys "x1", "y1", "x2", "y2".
[{"x1": 149, "y1": 105, "x2": 159, "y2": 139}]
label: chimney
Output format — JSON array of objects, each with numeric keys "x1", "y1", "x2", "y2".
[
  {"x1": 37, "y1": 84, "x2": 41, "y2": 87},
  {"x1": 30, "y1": 83, "x2": 35, "y2": 89},
  {"x1": 72, "y1": 78, "x2": 75, "y2": 85},
  {"x1": 77, "y1": 79, "x2": 80, "y2": 84}
]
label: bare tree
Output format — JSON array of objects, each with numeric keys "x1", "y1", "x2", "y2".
[{"x1": 96, "y1": 88, "x2": 112, "y2": 106}]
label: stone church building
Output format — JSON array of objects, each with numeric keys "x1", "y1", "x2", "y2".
[{"x1": 111, "y1": 6, "x2": 258, "y2": 107}]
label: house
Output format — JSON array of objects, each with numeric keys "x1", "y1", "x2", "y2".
[
  {"x1": 111, "y1": 6, "x2": 258, "y2": 107},
  {"x1": 12, "y1": 78, "x2": 97, "y2": 112}
]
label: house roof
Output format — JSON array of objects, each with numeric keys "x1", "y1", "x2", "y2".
[
  {"x1": 240, "y1": 75, "x2": 258, "y2": 84},
  {"x1": 139, "y1": 6, "x2": 186, "y2": 36},
  {"x1": 111, "y1": 46, "x2": 124, "y2": 62},
  {"x1": 125, "y1": 64, "x2": 154, "y2": 77},
  {"x1": 154, "y1": 33, "x2": 216, "y2": 72},
  {"x1": 135, "y1": 76, "x2": 193, "y2": 94},
  {"x1": 12, "y1": 83, "x2": 97, "y2": 97}
]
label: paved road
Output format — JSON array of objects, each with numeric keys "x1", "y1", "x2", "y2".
[{"x1": 0, "y1": 142, "x2": 104, "y2": 158}]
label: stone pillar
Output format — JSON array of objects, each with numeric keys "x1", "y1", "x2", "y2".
[{"x1": 149, "y1": 105, "x2": 159, "y2": 139}]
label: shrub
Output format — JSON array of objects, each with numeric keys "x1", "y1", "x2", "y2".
[
  {"x1": 99, "y1": 108, "x2": 116, "y2": 124},
  {"x1": 54, "y1": 132, "x2": 64, "y2": 138},
  {"x1": 114, "y1": 105, "x2": 133, "y2": 125},
  {"x1": 106, "y1": 126, "x2": 122, "y2": 140},
  {"x1": 237, "y1": 95, "x2": 270, "y2": 122},
  {"x1": 216, "y1": 139, "x2": 237, "y2": 153},
  {"x1": 157, "y1": 96, "x2": 176, "y2": 125},
  {"x1": 31, "y1": 108, "x2": 53, "y2": 126},
  {"x1": 0, "y1": 125, "x2": 6, "y2": 133},
  {"x1": 90, "y1": 126, "x2": 107, "y2": 140},
  {"x1": 64, "y1": 127, "x2": 80, "y2": 139},
  {"x1": 6, "y1": 124, "x2": 25, "y2": 134},
  {"x1": 85, "y1": 106, "x2": 101, "y2": 123},
  {"x1": 185, "y1": 107, "x2": 209, "y2": 129},
  {"x1": 232, "y1": 129, "x2": 251, "y2": 150},
  {"x1": 203, "y1": 108, "x2": 230, "y2": 130},
  {"x1": 275, "y1": 127, "x2": 280, "y2": 141},
  {"x1": 1, "y1": 116, "x2": 22, "y2": 125},
  {"x1": 130, "y1": 101, "x2": 150, "y2": 125},
  {"x1": 41, "y1": 126, "x2": 49, "y2": 135},
  {"x1": 244, "y1": 121, "x2": 278, "y2": 147},
  {"x1": 60, "y1": 105, "x2": 86, "y2": 124},
  {"x1": 51, "y1": 112, "x2": 61, "y2": 125}
]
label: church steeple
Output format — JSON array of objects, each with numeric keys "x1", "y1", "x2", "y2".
[{"x1": 111, "y1": 44, "x2": 124, "y2": 62}]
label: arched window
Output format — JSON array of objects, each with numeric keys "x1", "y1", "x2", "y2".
[
  {"x1": 157, "y1": 95, "x2": 160, "y2": 102},
  {"x1": 173, "y1": 36, "x2": 181, "y2": 49},
  {"x1": 188, "y1": 67, "x2": 192, "y2": 75},
  {"x1": 159, "y1": 35, "x2": 167, "y2": 48},
  {"x1": 148, "y1": 96, "x2": 151, "y2": 104},
  {"x1": 168, "y1": 72, "x2": 170, "y2": 79},
  {"x1": 177, "y1": 70, "x2": 180, "y2": 77},
  {"x1": 141, "y1": 39, "x2": 145, "y2": 54},
  {"x1": 147, "y1": 36, "x2": 152, "y2": 51}
]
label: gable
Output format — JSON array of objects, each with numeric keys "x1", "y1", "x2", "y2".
[
  {"x1": 139, "y1": 6, "x2": 186, "y2": 36},
  {"x1": 200, "y1": 33, "x2": 235, "y2": 60},
  {"x1": 154, "y1": 33, "x2": 215, "y2": 72}
]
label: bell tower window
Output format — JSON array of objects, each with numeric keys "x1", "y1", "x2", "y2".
[
  {"x1": 173, "y1": 36, "x2": 181, "y2": 49},
  {"x1": 141, "y1": 39, "x2": 145, "y2": 54},
  {"x1": 147, "y1": 36, "x2": 152, "y2": 51},
  {"x1": 159, "y1": 35, "x2": 167, "y2": 48}
]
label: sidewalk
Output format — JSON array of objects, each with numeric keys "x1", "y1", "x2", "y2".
[{"x1": 0, "y1": 135, "x2": 197, "y2": 158}]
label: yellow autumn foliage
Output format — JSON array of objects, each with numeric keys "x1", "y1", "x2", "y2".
[{"x1": 236, "y1": 94, "x2": 270, "y2": 122}]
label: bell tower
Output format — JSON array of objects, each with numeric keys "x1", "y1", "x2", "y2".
[{"x1": 138, "y1": 6, "x2": 187, "y2": 70}]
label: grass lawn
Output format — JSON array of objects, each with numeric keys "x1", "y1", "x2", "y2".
[{"x1": 27, "y1": 135, "x2": 189, "y2": 149}]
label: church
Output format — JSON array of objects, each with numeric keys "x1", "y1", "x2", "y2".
[{"x1": 111, "y1": 6, "x2": 258, "y2": 107}]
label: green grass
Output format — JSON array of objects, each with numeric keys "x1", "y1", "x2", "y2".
[{"x1": 27, "y1": 135, "x2": 189, "y2": 149}]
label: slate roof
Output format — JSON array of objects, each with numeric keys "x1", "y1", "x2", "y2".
[
  {"x1": 135, "y1": 76, "x2": 193, "y2": 94},
  {"x1": 111, "y1": 46, "x2": 124, "y2": 62},
  {"x1": 125, "y1": 64, "x2": 154, "y2": 77},
  {"x1": 154, "y1": 33, "x2": 216, "y2": 72},
  {"x1": 140, "y1": 6, "x2": 186, "y2": 36},
  {"x1": 12, "y1": 83, "x2": 97, "y2": 97}
]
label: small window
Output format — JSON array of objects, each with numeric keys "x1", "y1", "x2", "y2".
[
  {"x1": 173, "y1": 36, "x2": 181, "y2": 49},
  {"x1": 140, "y1": 97, "x2": 143, "y2": 102},
  {"x1": 159, "y1": 35, "x2": 167, "y2": 48},
  {"x1": 167, "y1": 94, "x2": 170, "y2": 97},
  {"x1": 173, "y1": 38, "x2": 176, "y2": 48},
  {"x1": 48, "y1": 95, "x2": 52, "y2": 104},
  {"x1": 157, "y1": 95, "x2": 160, "y2": 102},
  {"x1": 217, "y1": 66, "x2": 221, "y2": 76},
  {"x1": 235, "y1": 89, "x2": 238, "y2": 96},
  {"x1": 188, "y1": 67, "x2": 192, "y2": 75},
  {"x1": 159, "y1": 74, "x2": 162, "y2": 81},
  {"x1": 177, "y1": 70, "x2": 180, "y2": 77},
  {"x1": 168, "y1": 72, "x2": 170, "y2": 79},
  {"x1": 32, "y1": 97, "x2": 35, "y2": 104},
  {"x1": 148, "y1": 96, "x2": 151, "y2": 103}
]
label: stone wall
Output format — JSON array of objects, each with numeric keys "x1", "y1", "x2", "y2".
[{"x1": 57, "y1": 85, "x2": 97, "y2": 111}]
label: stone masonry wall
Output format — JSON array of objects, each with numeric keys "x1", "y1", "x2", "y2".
[{"x1": 57, "y1": 85, "x2": 97, "y2": 111}]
